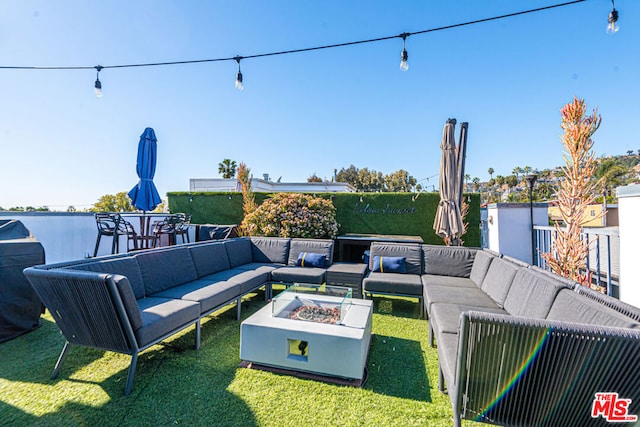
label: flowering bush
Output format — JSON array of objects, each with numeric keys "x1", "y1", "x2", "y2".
[{"x1": 242, "y1": 193, "x2": 339, "y2": 239}]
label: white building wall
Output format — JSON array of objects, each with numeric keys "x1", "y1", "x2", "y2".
[
  {"x1": 486, "y1": 203, "x2": 548, "y2": 264},
  {"x1": 616, "y1": 184, "x2": 640, "y2": 306}
]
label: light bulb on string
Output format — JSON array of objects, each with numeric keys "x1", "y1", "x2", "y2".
[
  {"x1": 607, "y1": 0, "x2": 619, "y2": 34},
  {"x1": 234, "y1": 56, "x2": 244, "y2": 91},
  {"x1": 94, "y1": 65, "x2": 103, "y2": 98},
  {"x1": 400, "y1": 33, "x2": 410, "y2": 71}
]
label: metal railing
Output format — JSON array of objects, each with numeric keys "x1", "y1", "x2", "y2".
[{"x1": 533, "y1": 225, "x2": 620, "y2": 297}]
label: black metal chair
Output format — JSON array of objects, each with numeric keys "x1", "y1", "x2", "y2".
[
  {"x1": 174, "y1": 214, "x2": 191, "y2": 244},
  {"x1": 93, "y1": 213, "x2": 139, "y2": 257},
  {"x1": 151, "y1": 214, "x2": 191, "y2": 247}
]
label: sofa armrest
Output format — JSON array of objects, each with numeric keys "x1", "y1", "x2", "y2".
[
  {"x1": 454, "y1": 311, "x2": 640, "y2": 427},
  {"x1": 23, "y1": 267, "x2": 139, "y2": 353}
]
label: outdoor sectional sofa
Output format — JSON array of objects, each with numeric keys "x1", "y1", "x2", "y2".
[
  {"x1": 23, "y1": 236, "x2": 334, "y2": 395},
  {"x1": 363, "y1": 242, "x2": 640, "y2": 427},
  {"x1": 23, "y1": 237, "x2": 640, "y2": 426}
]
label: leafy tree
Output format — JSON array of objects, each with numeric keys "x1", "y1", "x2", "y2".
[
  {"x1": 505, "y1": 175, "x2": 518, "y2": 189},
  {"x1": 307, "y1": 173, "x2": 323, "y2": 183},
  {"x1": 495, "y1": 175, "x2": 505, "y2": 187},
  {"x1": 595, "y1": 157, "x2": 628, "y2": 189},
  {"x1": 90, "y1": 192, "x2": 135, "y2": 212},
  {"x1": 336, "y1": 165, "x2": 359, "y2": 187},
  {"x1": 67, "y1": 206, "x2": 76, "y2": 212},
  {"x1": 218, "y1": 159, "x2": 237, "y2": 179},
  {"x1": 627, "y1": 150, "x2": 633, "y2": 156},
  {"x1": 472, "y1": 177, "x2": 480, "y2": 192},
  {"x1": 384, "y1": 169, "x2": 416, "y2": 192}
]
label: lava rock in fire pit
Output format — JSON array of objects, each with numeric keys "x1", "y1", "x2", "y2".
[{"x1": 288, "y1": 305, "x2": 340, "y2": 324}]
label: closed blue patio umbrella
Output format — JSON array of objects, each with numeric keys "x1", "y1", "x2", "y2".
[
  {"x1": 128, "y1": 128, "x2": 162, "y2": 248},
  {"x1": 128, "y1": 127, "x2": 162, "y2": 212}
]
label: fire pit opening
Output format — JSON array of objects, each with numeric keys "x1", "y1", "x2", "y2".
[{"x1": 288, "y1": 304, "x2": 341, "y2": 324}]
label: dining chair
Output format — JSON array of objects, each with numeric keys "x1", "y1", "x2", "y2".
[{"x1": 93, "y1": 213, "x2": 139, "y2": 257}]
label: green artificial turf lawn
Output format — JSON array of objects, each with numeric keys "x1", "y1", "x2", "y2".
[{"x1": 0, "y1": 289, "x2": 482, "y2": 426}]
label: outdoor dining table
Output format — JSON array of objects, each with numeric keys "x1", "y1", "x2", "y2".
[{"x1": 120, "y1": 213, "x2": 177, "y2": 249}]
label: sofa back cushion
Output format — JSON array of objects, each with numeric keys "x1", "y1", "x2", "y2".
[
  {"x1": 503, "y1": 268, "x2": 567, "y2": 317},
  {"x1": 224, "y1": 238, "x2": 253, "y2": 267},
  {"x1": 250, "y1": 237, "x2": 290, "y2": 264},
  {"x1": 67, "y1": 257, "x2": 146, "y2": 299},
  {"x1": 189, "y1": 242, "x2": 231, "y2": 277},
  {"x1": 287, "y1": 239, "x2": 334, "y2": 268},
  {"x1": 547, "y1": 289, "x2": 640, "y2": 328},
  {"x1": 480, "y1": 257, "x2": 518, "y2": 307},
  {"x1": 368, "y1": 242, "x2": 422, "y2": 275},
  {"x1": 422, "y1": 245, "x2": 477, "y2": 277},
  {"x1": 134, "y1": 247, "x2": 198, "y2": 295},
  {"x1": 469, "y1": 250, "x2": 497, "y2": 286}
]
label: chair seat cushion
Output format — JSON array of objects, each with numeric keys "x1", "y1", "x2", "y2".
[
  {"x1": 363, "y1": 272, "x2": 422, "y2": 296},
  {"x1": 135, "y1": 297, "x2": 200, "y2": 347}
]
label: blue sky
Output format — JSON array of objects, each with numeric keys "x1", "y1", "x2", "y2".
[{"x1": 1, "y1": 0, "x2": 638, "y2": 210}]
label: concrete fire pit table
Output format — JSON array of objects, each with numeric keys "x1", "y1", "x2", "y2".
[{"x1": 240, "y1": 284, "x2": 373, "y2": 381}]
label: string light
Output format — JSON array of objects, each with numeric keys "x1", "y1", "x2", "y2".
[
  {"x1": 234, "y1": 56, "x2": 244, "y2": 91},
  {"x1": 400, "y1": 33, "x2": 410, "y2": 71},
  {"x1": 607, "y1": 0, "x2": 619, "y2": 34},
  {"x1": 94, "y1": 65, "x2": 103, "y2": 98},
  {"x1": 0, "y1": 1, "x2": 594, "y2": 94}
]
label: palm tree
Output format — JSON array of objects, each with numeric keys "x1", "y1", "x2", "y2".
[
  {"x1": 218, "y1": 159, "x2": 238, "y2": 179},
  {"x1": 488, "y1": 167, "x2": 494, "y2": 180}
]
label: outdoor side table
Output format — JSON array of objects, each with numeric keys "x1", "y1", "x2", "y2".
[{"x1": 326, "y1": 263, "x2": 368, "y2": 299}]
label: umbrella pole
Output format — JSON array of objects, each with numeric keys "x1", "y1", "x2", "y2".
[
  {"x1": 453, "y1": 122, "x2": 468, "y2": 247},
  {"x1": 456, "y1": 122, "x2": 469, "y2": 211}
]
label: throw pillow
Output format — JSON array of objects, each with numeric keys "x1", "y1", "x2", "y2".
[
  {"x1": 372, "y1": 256, "x2": 407, "y2": 273},
  {"x1": 296, "y1": 252, "x2": 326, "y2": 268}
]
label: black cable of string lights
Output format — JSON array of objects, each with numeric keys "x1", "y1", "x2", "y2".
[{"x1": 0, "y1": 0, "x2": 588, "y2": 72}]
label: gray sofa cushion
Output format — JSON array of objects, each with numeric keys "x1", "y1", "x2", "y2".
[
  {"x1": 424, "y1": 285, "x2": 499, "y2": 314},
  {"x1": 421, "y1": 274, "x2": 479, "y2": 289},
  {"x1": 503, "y1": 269, "x2": 567, "y2": 317},
  {"x1": 547, "y1": 289, "x2": 640, "y2": 328},
  {"x1": 422, "y1": 245, "x2": 477, "y2": 277},
  {"x1": 250, "y1": 237, "x2": 290, "y2": 264},
  {"x1": 368, "y1": 242, "x2": 422, "y2": 275},
  {"x1": 271, "y1": 266, "x2": 326, "y2": 285},
  {"x1": 134, "y1": 297, "x2": 200, "y2": 347},
  {"x1": 363, "y1": 272, "x2": 422, "y2": 296},
  {"x1": 436, "y1": 331, "x2": 460, "y2": 393},
  {"x1": 227, "y1": 267, "x2": 272, "y2": 294},
  {"x1": 431, "y1": 303, "x2": 507, "y2": 335},
  {"x1": 135, "y1": 247, "x2": 198, "y2": 295},
  {"x1": 189, "y1": 242, "x2": 231, "y2": 277},
  {"x1": 287, "y1": 239, "x2": 334, "y2": 267},
  {"x1": 66, "y1": 257, "x2": 146, "y2": 299},
  {"x1": 224, "y1": 238, "x2": 253, "y2": 268},
  {"x1": 480, "y1": 258, "x2": 518, "y2": 308},
  {"x1": 113, "y1": 275, "x2": 144, "y2": 330},
  {"x1": 469, "y1": 250, "x2": 496, "y2": 286},
  {"x1": 153, "y1": 278, "x2": 241, "y2": 314}
]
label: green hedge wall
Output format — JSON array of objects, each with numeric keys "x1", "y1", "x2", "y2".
[{"x1": 167, "y1": 192, "x2": 481, "y2": 246}]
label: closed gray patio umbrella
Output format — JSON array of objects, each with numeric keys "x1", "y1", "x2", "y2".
[{"x1": 433, "y1": 119, "x2": 464, "y2": 246}]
